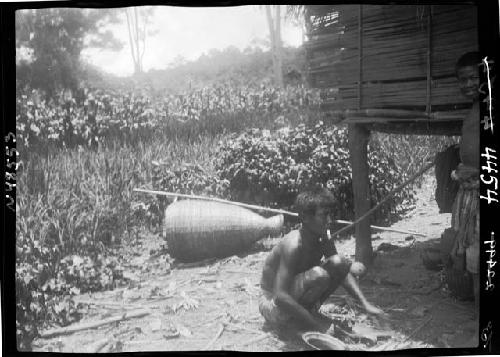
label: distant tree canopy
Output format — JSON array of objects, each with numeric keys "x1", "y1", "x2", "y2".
[
  {"x1": 15, "y1": 8, "x2": 123, "y2": 97},
  {"x1": 133, "y1": 45, "x2": 306, "y2": 94}
]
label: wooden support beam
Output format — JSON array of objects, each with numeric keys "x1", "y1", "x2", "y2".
[
  {"x1": 358, "y1": 4, "x2": 363, "y2": 109},
  {"x1": 366, "y1": 121, "x2": 462, "y2": 136},
  {"x1": 426, "y1": 5, "x2": 433, "y2": 114},
  {"x1": 348, "y1": 123, "x2": 373, "y2": 265}
]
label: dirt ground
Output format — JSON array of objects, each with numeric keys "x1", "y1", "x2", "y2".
[{"x1": 32, "y1": 173, "x2": 478, "y2": 352}]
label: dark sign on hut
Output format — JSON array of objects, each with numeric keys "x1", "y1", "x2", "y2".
[
  {"x1": 305, "y1": 4, "x2": 478, "y2": 135},
  {"x1": 303, "y1": 4, "x2": 478, "y2": 263}
]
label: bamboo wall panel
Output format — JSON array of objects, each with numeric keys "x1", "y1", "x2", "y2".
[
  {"x1": 431, "y1": 7, "x2": 478, "y2": 77},
  {"x1": 357, "y1": 6, "x2": 428, "y2": 82},
  {"x1": 320, "y1": 77, "x2": 470, "y2": 110},
  {"x1": 305, "y1": 4, "x2": 479, "y2": 121}
]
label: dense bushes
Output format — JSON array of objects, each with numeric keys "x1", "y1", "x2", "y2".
[
  {"x1": 16, "y1": 254, "x2": 123, "y2": 350},
  {"x1": 216, "y1": 122, "x2": 418, "y2": 225},
  {"x1": 16, "y1": 85, "x2": 321, "y2": 158}
]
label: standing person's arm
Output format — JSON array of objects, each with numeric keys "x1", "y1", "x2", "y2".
[{"x1": 273, "y1": 242, "x2": 327, "y2": 331}]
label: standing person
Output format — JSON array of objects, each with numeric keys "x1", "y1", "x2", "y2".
[
  {"x1": 259, "y1": 187, "x2": 384, "y2": 333},
  {"x1": 450, "y1": 51, "x2": 480, "y2": 343}
]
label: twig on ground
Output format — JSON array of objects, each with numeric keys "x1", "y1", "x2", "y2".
[
  {"x1": 393, "y1": 315, "x2": 433, "y2": 349},
  {"x1": 221, "y1": 333, "x2": 271, "y2": 350},
  {"x1": 124, "y1": 339, "x2": 165, "y2": 345},
  {"x1": 176, "y1": 258, "x2": 217, "y2": 269},
  {"x1": 75, "y1": 299, "x2": 139, "y2": 309},
  {"x1": 189, "y1": 313, "x2": 227, "y2": 329},
  {"x1": 145, "y1": 296, "x2": 175, "y2": 302},
  {"x1": 410, "y1": 281, "x2": 444, "y2": 295},
  {"x1": 223, "y1": 321, "x2": 264, "y2": 335},
  {"x1": 204, "y1": 322, "x2": 225, "y2": 350},
  {"x1": 225, "y1": 269, "x2": 258, "y2": 274},
  {"x1": 87, "y1": 338, "x2": 112, "y2": 353},
  {"x1": 247, "y1": 315, "x2": 262, "y2": 320},
  {"x1": 40, "y1": 309, "x2": 151, "y2": 339}
]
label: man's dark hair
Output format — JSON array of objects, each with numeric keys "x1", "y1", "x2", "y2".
[
  {"x1": 295, "y1": 187, "x2": 335, "y2": 220},
  {"x1": 455, "y1": 51, "x2": 480, "y2": 76}
]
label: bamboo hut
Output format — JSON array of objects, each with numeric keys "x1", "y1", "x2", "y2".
[{"x1": 303, "y1": 4, "x2": 478, "y2": 263}]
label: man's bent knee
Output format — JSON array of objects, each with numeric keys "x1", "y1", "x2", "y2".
[
  {"x1": 323, "y1": 255, "x2": 351, "y2": 277},
  {"x1": 291, "y1": 266, "x2": 329, "y2": 299},
  {"x1": 307, "y1": 266, "x2": 330, "y2": 283},
  {"x1": 295, "y1": 267, "x2": 330, "y2": 309},
  {"x1": 304, "y1": 266, "x2": 330, "y2": 288}
]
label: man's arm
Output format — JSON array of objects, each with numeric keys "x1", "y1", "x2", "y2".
[
  {"x1": 342, "y1": 273, "x2": 385, "y2": 315},
  {"x1": 321, "y1": 237, "x2": 338, "y2": 259},
  {"x1": 273, "y1": 241, "x2": 327, "y2": 331}
]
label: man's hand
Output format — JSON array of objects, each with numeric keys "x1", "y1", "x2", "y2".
[
  {"x1": 325, "y1": 323, "x2": 336, "y2": 336},
  {"x1": 363, "y1": 303, "x2": 387, "y2": 317}
]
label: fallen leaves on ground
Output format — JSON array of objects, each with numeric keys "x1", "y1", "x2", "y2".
[{"x1": 173, "y1": 291, "x2": 199, "y2": 313}]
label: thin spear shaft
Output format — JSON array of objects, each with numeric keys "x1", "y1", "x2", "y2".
[
  {"x1": 133, "y1": 188, "x2": 426, "y2": 237},
  {"x1": 133, "y1": 188, "x2": 298, "y2": 217},
  {"x1": 329, "y1": 160, "x2": 435, "y2": 238}
]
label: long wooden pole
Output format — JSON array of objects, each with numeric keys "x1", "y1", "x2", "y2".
[
  {"x1": 40, "y1": 309, "x2": 150, "y2": 339},
  {"x1": 358, "y1": 4, "x2": 363, "y2": 109},
  {"x1": 133, "y1": 189, "x2": 426, "y2": 237},
  {"x1": 426, "y1": 5, "x2": 432, "y2": 115},
  {"x1": 133, "y1": 188, "x2": 298, "y2": 216},
  {"x1": 330, "y1": 159, "x2": 435, "y2": 239},
  {"x1": 335, "y1": 220, "x2": 425, "y2": 237}
]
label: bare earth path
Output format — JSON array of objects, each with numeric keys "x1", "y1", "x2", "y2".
[{"x1": 33, "y1": 173, "x2": 477, "y2": 352}]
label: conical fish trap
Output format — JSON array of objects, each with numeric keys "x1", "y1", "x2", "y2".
[{"x1": 164, "y1": 200, "x2": 284, "y2": 262}]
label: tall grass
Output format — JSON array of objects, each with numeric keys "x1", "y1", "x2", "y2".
[
  {"x1": 16, "y1": 133, "x2": 227, "y2": 349},
  {"x1": 18, "y1": 133, "x2": 224, "y2": 250},
  {"x1": 17, "y1": 134, "x2": 225, "y2": 280}
]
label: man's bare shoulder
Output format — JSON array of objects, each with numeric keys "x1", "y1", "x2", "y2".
[{"x1": 279, "y1": 229, "x2": 303, "y2": 254}]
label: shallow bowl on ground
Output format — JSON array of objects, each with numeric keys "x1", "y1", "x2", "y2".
[{"x1": 302, "y1": 332, "x2": 348, "y2": 350}]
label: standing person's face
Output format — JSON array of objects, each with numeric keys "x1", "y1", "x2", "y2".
[{"x1": 457, "y1": 65, "x2": 480, "y2": 101}]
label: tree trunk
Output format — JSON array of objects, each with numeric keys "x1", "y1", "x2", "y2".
[
  {"x1": 126, "y1": 10, "x2": 138, "y2": 74},
  {"x1": 274, "y1": 6, "x2": 283, "y2": 87},
  {"x1": 265, "y1": 5, "x2": 283, "y2": 87},
  {"x1": 134, "y1": 8, "x2": 141, "y2": 73},
  {"x1": 348, "y1": 124, "x2": 373, "y2": 265},
  {"x1": 126, "y1": 8, "x2": 144, "y2": 74}
]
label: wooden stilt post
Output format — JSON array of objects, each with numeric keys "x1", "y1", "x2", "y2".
[{"x1": 348, "y1": 123, "x2": 373, "y2": 265}]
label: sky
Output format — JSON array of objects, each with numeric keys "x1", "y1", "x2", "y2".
[{"x1": 81, "y1": 5, "x2": 304, "y2": 77}]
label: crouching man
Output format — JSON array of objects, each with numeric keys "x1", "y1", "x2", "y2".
[{"x1": 259, "y1": 187, "x2": 385, "y2": 333}]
